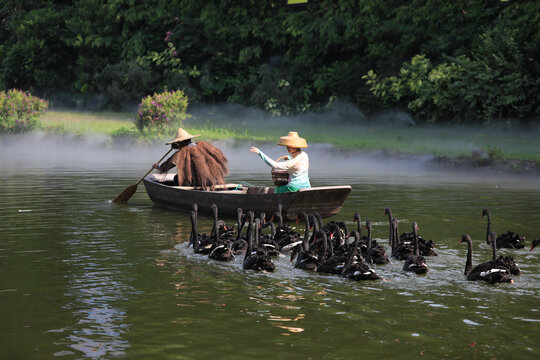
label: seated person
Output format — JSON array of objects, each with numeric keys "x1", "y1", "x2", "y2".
[{"x1": 249, "y1": 131, "x2": 310, "y2": 193}]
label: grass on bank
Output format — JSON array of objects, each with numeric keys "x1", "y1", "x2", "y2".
[
  {"x1": 40, "y1": 110, "x2": 540, "y2": 162},
  {"x1": 41, "y1": 110, "x2": 134, "y2": 135}
]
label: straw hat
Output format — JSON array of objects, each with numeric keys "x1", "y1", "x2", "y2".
[
  {"x1": 166, "y1": 127, "x2": 200, "y2": 144},
  {"x1": 277, "y1": 131, "x2": 308, "y2": 148}
]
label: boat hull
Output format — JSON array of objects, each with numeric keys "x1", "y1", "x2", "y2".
[{"x1": 143, "y1": 174, "x2": 351, "y2": 220}]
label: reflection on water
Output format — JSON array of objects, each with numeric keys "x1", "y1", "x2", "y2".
[
  {"x1": 1, "y1": 139, "x2": 539, "y2": 359},
  {"x1": 61, "y1": 216, "x2": 134, "y2": 357}
]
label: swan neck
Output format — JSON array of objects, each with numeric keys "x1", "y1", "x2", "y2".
[
  {"x1": 320, "y1": 232, "x2": 328, "y2": 263},
  {"x1": 391, "y1": 219, "x2": 398, "y2": 250},
  {"x1": 486, "y1": 217, "x2": 491, "y2": 244},
  {"x1": 269, "y1": 222, "x2": 276, "y2": 238},
  {"x1": 464, "y1": 238, "x2": 472, "y2": 275},
  {"x1": 245, "y1": 222, "x2": 253, "y2": 259},
  {"x1": 236, "y1": 217, "x2": 245, "y2": 240},
  {"x1": 346, "y1": 231, "x2": 361, "y2": 267},
  {"x1": 191, "y1": 212, "x2": 199, "y2": 250},
  {"x1": 254, "y1": 220, "x2": 260, "y2": 247},
  {"x1": 301, "y1": 213, "x2": 310, "y2": 249},
  {"x1": 212, "y1": 207, "x2": 219, "y2": 241},
  {"x1": 367, "y1": 225, "x2": 372, "y2": 250},
  {"x1": 413, "y1": 228, "x2": 419, "y2": 256},
  {"x1": 491, "y1": 232, "x2": 497, "y2": 263}
]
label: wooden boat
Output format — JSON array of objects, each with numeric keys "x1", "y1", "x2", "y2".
[{"x1": 143, "y1": 173, "x2": 351, "y2": 220}]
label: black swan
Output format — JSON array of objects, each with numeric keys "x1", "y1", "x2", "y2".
[
  {"x1": 391, "y1": 218, "x2": 413, "y2": 261},
  {"x1": 243, "y1": 218, "x2": 276, "y2": 272},
  {"x1": 208, "y1": 238, "x2": 235, "y2": 261},
  {"x1": 189, "y1": 210, "x2": 201, "y2": 253},
  {"x1": 280, "y1": 212, "x2": 307, "y2": 254},
  {"x1": 531, "y1": 238, "x2": 540, "y2": 251},
  {"x1": 259, "y1": 214, "x2": 281, "y2": 256},
  {"x1": 350, "y1": 212, "x2": 370, "y2": 255},
  {"x1": 402, "y1": 222, "x2": 428, "y2": 274},
  {"x1": 365, "y1": 220, "x2": 390, "y2": 264},
  {"x1": 317, "y1": 237, "x2": 347, "y2": 274},
  {"x1": 290, "y1": 212, "x2": 312, "y2": 264},
  {"x1": 459, "y1": 233, "x2": 513, "y2": 284},
  {"x1": 398, "y1": 230, "x2": 438, "y2": 256},
  {"x1": 273, "y1": 204, "x2": 301, "y2": 248},
  {"x1": 384, "y1": 208, "x2": 411, "y2": 259},
  {"x1": 496, "y1": 231, "x2": 526, "y2": 249},
  {"x1": 495, "y1": 253, "x2": 521, "y2": 276},
  {"x1": 383, "y1": 208, "x2": 396, "y2": 249},
  {"x1": 307, "y1": 214, "x2": 320, "y2": 245},
  {"x1": 231, "y1": 208, "x2": 248, "y2": 255},
  {"x1": 189, "y1": 203, "x2": 198, "y2": 247},
  {"x1": 294, "y1": 230, "x2": 328, "y2": 271},
  {"x1": 482, "y1": 208, "x2": 525, "y2": 249},
  {"x1": 189, "y1": 204, "x2": 215, "y2": 254},
  {"x1": 205, "y1": 204, "x2": 230, "y2": 258},
  {"x1": 251, "y1": 216, "x2": 277, "y2": 256},
  {"x1": 481, "y1": 208, "x2": 492, "y2": 245},
  {"x1": 293, "y1": 213, "x2": 324, "y2": 271},
  {"x1": 317, "y1": 222, "x2": 353, "y2": 274},
  {"x1": 341, "y1": 231, "x2": 381, "y2": 281},
  {"x1": 347, "y1": 212, "x2": 362, "y2": 244}
]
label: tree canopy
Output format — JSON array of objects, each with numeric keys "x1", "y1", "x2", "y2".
[{"x1": 1, "y1": 0, "x2": 538, "y2": 122}]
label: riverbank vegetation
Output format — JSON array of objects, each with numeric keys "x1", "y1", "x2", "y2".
[
  {"x1": 1, "y1": 1, "x2": 538, "y2": 123},
  {"x1": 39, "y1": 109, "x2": 540, "y2": 165}
]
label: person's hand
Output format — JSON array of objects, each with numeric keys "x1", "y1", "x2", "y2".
[
  {"x1": 276, "y1": 155, "x2": 288, "y2": 162},
  {"x1": 250, "y1": 147, "x2": 260, "y2": 155},
  {"x1": 152, "y1": 162, "x2": 159, "y2": 169}
]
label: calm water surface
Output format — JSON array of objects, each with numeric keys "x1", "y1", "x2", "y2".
[{"x1": 1, "y1": 138, "x2": 539, "y2": 359}]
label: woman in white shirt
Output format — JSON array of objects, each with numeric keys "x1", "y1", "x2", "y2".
[{"x1": 250, "y1": 131, "x2": 310, "y2": 193}]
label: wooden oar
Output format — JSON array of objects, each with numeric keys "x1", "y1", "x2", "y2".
[{"x1": 113, "y1": 148, "x2": 173, "y2": 203}]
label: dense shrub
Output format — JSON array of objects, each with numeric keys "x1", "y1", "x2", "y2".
[
  {"x1": 363, "y1": 28, "x2": 539, "y2": 123},
  {"x1": 0, "y1": 89, "x2": 49, "y2": 133},
  {"x1": 97, "y1": 60, "x2": 155, "y2": 109},
  {"x1": 134, "y1": 90, "x2": 190, "y2": 134}
]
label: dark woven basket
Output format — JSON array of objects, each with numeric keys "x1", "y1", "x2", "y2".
[{"x1": 271, "y1": 170, "x2": 289, "y2": 186}]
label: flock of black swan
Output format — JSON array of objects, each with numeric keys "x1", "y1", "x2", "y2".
[{"x1": 186, "y1": 204, "x2": 538, "y2": 284}]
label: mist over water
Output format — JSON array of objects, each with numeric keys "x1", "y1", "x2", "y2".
[{"x1": 1, "y1": 131, "x2": 538, "y2": 189}]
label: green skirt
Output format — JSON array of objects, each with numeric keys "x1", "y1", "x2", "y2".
[{"x1": 275, "y1": 184, "x2": 300, "y2": 193}]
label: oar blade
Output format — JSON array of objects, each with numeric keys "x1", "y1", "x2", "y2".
[{"x1": 113, "y1": 184, "x2": 138, "y2": 203}]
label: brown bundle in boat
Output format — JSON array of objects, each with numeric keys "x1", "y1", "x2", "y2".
[{"x1": 158, "y1": 141, "x2": 228, "y2": 190}]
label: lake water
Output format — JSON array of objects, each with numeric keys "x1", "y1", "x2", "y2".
[{"x1": 1, "y1": 136, "x2": 539, "y2": 359}]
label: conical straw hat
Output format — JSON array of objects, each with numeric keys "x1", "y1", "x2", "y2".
[
  {"x1": 277, "y1": 131, "x2": 308, "y2": 148},
  {"x1": 166, "y1": 127, "x2": 200, "y2": 144}
]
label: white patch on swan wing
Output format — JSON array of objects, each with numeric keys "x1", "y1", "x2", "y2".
[
  {"x1": 480, "y1": 268, "x2": 508, "y2": 277},
  {"x1": 209, "y1": 245, "x2": 226, "y2": 257},
  {"x1": 282, "y1": 241, "x2": 303, "y2": 252}
]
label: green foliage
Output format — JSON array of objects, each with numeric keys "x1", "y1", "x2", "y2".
[
  {"x1": 97, "y1": 60, "x2": 155, "y2": 108},
  {"x1": 111, "y1": 126, "x2": 140, "y2": 141},
  {"x1": 0, "y1": 0, "x2": 538, "y2": 121},
  {"x1": 487, "y1": 145, "x2": 504, "y2": 161},
  {"x1": 0, "y1": 89, "x2": 48, "y2": 133},
  {"x1": 364, "y1": 55, "x2": 467, "y2": 122},
  {"x1": 364, "y1": 26, "x2": 539, "y2": 123},
  {"x1": 450, "y1": 30, "x2": 537, "y2": 122},
  {"x1": 0, "y1": 4, "x2": 74, "y2": 90},
  {"x1": 134, "y1": 90, "x2": 190, "y2": 135}
]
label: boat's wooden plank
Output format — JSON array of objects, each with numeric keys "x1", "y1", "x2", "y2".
[{"x1": 142, "y1": 175, "x2": 351, "y2": 219}]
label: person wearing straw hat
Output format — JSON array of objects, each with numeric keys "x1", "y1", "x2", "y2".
[
  {"x1": 250, "y1": 131, "x2": 310, "y2": 193},
  {"x1": 152, "y1": 127, "x2": 228, "y2": 189}
]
